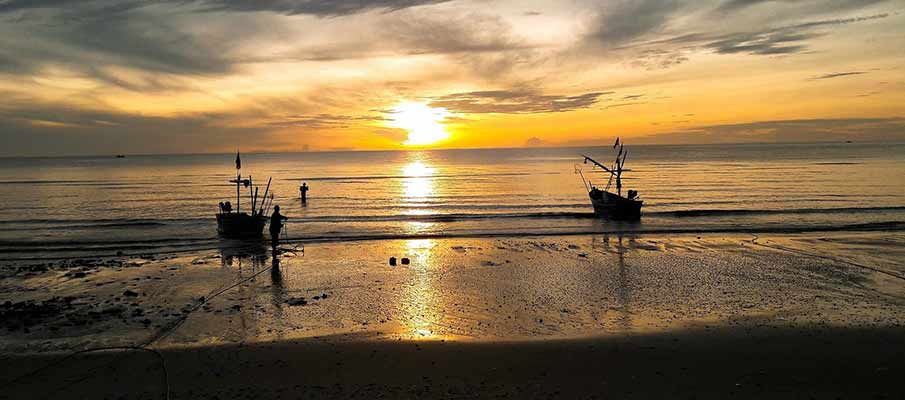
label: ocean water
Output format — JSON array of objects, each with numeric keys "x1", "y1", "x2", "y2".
[{"x1": 0, "y1": 143, "x2": 903, "y2": 261}]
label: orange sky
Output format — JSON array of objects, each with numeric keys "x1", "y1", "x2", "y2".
[{"x1": 0, "y1": 0, "x2": 903, "y2": 155}]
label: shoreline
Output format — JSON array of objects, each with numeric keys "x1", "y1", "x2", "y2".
[
  {"x1": 3, "y1": 220, "x2": 904, "y2": 263},
  {"x1": 2, "y1": 232, "x2": 904, "y2": 398}
]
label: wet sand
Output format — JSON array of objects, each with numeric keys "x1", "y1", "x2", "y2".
[{"x1": 2, "y1": 232, "x2": 904, "y2": 399}]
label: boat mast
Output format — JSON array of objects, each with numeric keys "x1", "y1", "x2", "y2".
[{"x1": 235, "y1": 151, "x2": 241, "y2": 213}]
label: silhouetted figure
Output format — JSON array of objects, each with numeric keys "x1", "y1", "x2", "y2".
[
  {"x1": 269, "y1": 205, "x2": 288, "y2": 251},
  {"x1": 221, "y1": 201, "x2": 232, "y2": 213},
  {"x1": 300, "y1": 182, "x2": 309, "y2": 204}
]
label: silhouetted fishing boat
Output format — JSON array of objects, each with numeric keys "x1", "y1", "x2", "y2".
[
  {"x1": 576, "y1": 138, "x2": 643, "y2": 220},
  {"x1": 216, "y1": 152, "x2": 273, "y2": 238}
]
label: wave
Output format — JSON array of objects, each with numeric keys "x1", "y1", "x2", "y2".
[
  {"x1": 293, "y1": 211, "x2": 597, "y2": 223},
  {"x1": 286, "y1": 221, "x2": 905, "y2": 244},
  {"x1": 0, "y1": 206, "x2": 903, "y2": 229},
  {"x1": 657, "y1": 206, "x2": 905, "y2": 217},
  {"x1": 2, "y1": 221, "x2": 902, "y2": 261}
]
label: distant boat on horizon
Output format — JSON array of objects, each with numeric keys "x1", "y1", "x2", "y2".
[
  {"x1": 577, "y1": 138, "x2": 643, "y2": 220},
  {"x1": 115, "y1": 154, "x2": 126, "y2": 158}
]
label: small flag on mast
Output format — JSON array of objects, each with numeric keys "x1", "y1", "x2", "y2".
[
  {"x1": 235, "y1": 151, "x2": 241, "y2": 170},
  {"x1": 613, "y1": 138, "x2": 620, "y2": 148}
]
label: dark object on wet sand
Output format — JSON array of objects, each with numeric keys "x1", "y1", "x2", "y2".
[
  {"x1": 389, "y1": 257, "x2": 397, "y2": 266},
  {"x1": 401, "y1": 258, "x2": 410, "y2": 265},
  {"x1": 216, "y1": 152, "x2": 271, "y2": 238},
  {"x1": 115, "y1": 154, "x2": 125, "y2": 158},
  {"x1": 577, "y1": 139, "x2": 643, "y2": 220},
  {"x1": 287, "y1": 297, "x2": 307, "y2": 306}
]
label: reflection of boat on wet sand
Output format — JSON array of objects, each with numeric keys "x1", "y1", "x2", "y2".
[
  {"x1": 576, "y1": 138, "x2": 643, "y2": 220},
  {"x1": 216, "y1": 152, "x2": 274, "y2": 238}
]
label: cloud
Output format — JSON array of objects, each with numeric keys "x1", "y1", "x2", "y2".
[
  {"x1": 0, "y1": 0, "x2": 464, "y2": 89},
  {"x1": 429, "y1": 89, "x2": 610, "y2": 114},
  {"x1": 812, "y1": 71, "x2": 867, "y2": 80},
  {"x1": 705, "y1": 13, "x2": 889, "y2": 55},
  {"x1": 0, "y1": 92, "x2": 376, "y2": 155},
  {"x1": 384, "y1": 12, "x2": 526, "y2": 55},
  {"x1": 634, "y1": 118, "x2": 905, "y2": 144},
  {"x1": 603, "y1": 102, "x2": 646, "y2": 109},
  {"x1": 704, "y1": 30, "x2": 818, "y2": 55},
  {"x1": 265, "y1": 114, "x2": 387, "y2": 129},
  {"x1": 525, "y1": 137, "x2": 546, "y2": 147},
  {"x1": 191, "y1": 0, "x2": 452, "y2": 17},
  {"x1": 716, "y1": 0, "x2": 889, "y2": 13},
  {"x1": 0, "y1": 2, "x2": 241, "y2": 91},
  {"x1": 588, "y1": 0, "x2": 687, "y2": 46},
  {"x1": 0, "y1": 106, "x2": 265, "y2": 156},
  {"x1": 592, "y1": 1, "x2": 892, "y2": 66},
  {"x1": 0, "y1": 0, "x2": 451, "y2": 17}
]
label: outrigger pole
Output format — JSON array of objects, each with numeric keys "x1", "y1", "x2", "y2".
[
  {"x1": 582, "y1": 155, "x2": 630, "y2": 176},
  {"x1": 258, "y1": 177, "x2": 272, "y2": 216}
]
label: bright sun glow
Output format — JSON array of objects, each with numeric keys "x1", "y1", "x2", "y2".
[{"x1": 389, "y1": 102, "x2": 451, "y2": 146}]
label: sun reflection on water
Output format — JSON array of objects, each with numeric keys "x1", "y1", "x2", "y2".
[
  {"x1": 401, "y1": 159, "x2": 435, "y2": 201},
  {"x1": 403, "y1": 221, "x2": 435, "y2": 235}
]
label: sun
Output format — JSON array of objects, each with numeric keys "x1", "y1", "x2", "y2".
[{"x1": 389, "y1": 102, "x2": 451, "y2": 146}]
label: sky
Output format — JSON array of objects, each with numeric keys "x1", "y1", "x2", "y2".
[{"x1": 0, "y1": 0, "x2": 903, "y2": 156}]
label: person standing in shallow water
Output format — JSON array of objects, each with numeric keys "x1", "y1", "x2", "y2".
[
  {"x1": 300, "y1": 182, "x2": 309, "y2": 204},
  {"x1": 270, "y1": 205, "x2": 288, "y2": 251}
]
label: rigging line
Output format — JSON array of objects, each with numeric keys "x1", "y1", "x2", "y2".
[{"x1": 5, "y1": 248, "x2": 286, "y2": 395}]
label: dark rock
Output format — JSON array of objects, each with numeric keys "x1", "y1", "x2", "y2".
[
  {"x1": 389, "y1": 257, "x2": 397, "y2": 266},
  {"x1": 287, "y1": 297, "x2": 307, "y2": 306},
  {"x1": 401, "y1": 258, "x2": 410, "y2": 265},
  {"x1": 123, "y1": 290, "x2": 139, "y2": 297}
]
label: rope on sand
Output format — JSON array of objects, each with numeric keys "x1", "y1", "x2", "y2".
[
  {"x1": 4, "y1": 346, "x2": 169, "y2": 400},
  {"x1": 4, "y1": 244, "x2": 303, "y2": 398}
]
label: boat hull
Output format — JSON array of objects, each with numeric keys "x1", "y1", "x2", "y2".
[
  {"x1": 589, "y1": 190, "x2": 642, "y2": 220},
  {"x1": 216, "y1": 212, "x2": 267, "y2": 238}
]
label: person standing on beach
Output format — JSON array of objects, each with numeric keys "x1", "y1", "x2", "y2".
[
  {"x1": 270, "y1": 205, "x2": 288, "y2": 251},
  {"x1": 300, "y1": 182, "x2": 309, "y2": 204}
]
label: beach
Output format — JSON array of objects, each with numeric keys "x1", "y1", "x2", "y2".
[
  {"x1": 4, "y1": 0, "x2": 905, "y2": 396},
  {"x1": 3, "y1": 231, "x2": 904, "y2": 399}
]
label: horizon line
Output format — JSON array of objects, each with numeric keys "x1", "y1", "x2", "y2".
[{"x1": 1, "y1": 139, "x2": 902, "y2": 160}]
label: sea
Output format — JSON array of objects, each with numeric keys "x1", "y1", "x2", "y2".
[{"x1": 0, "y1": 143, "x2": 903, "y2": 262}]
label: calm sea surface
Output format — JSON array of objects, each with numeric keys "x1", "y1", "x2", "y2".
[{"x1": 1, "y1": 143, "x2": 903, "y2": 261}]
